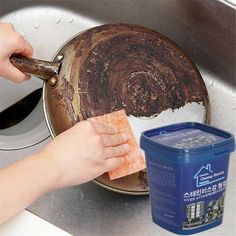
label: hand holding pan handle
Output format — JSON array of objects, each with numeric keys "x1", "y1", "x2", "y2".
[{"x1": 10, "y1": 54, "x2": 62, "y2": 86}]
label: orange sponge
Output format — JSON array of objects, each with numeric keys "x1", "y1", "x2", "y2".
[{"x1": 90, "y1": 109, "x2": 146, "y2": 180}]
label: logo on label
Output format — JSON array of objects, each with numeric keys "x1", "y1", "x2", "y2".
[{"x1": 193, "y1": 164, "x2": 225, "y2": 187}]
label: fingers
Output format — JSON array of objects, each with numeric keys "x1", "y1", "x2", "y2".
[
  {"x1": 104, "y1": 157, "x2": 124, "y2": 172},
  {"x1": 90, "y1": 121, "x2": 118, "y2": 135},
  {"x1": 104, "y1": 143, "x2": 130, "y2": 158},
  {"x1": 7, "y1": 32, "x2": 33, "y2": 82},
  {"x1": 5, "y1": 24, "x2": 33, "y2": 57},
  {"x1": 0, "y1": 22, "x2": 15, "y2": 31},
  {"x1": 89, "y1": 120, "x2": 130, "y2": 157},
  {"x1": 0, "y1": 61, "x2": 29, "y2": 83},
  {"x1": 100, "y1": 133, "x2": 128, "y2": 147},
  {"x1": 0, "y1": 22, "x2": 33, "y2": 82},
  {"x1": 14, "y1": 34, "x2": 33, "y2": 57}
]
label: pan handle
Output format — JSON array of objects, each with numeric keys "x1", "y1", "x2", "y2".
[{"x1": 10, "y1": 55, "x2": 61, "y2": 86}]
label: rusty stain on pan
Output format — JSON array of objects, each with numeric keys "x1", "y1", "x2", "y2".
[{"x1": 43, "y1": 23, "x2": 210, "y2": 195}]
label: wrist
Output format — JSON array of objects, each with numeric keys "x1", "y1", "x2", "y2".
[
  {"x1": 31, "y1": 150, "x2": 61, "y2": 192},
  {"x1": 0, "y1": 152, "x2": 61, "y2": 223}
]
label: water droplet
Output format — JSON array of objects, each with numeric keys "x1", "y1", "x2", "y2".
[
  {"x1": 208, "y1": 81, "x2": 214, "y2": 86},
  {"x1": 56, "y1": 18, "x2": 61, "y2": 24},
  {"x1": 34, "y1": 24, "x2": 40, "y2": 29},
  {"x1": 12, "y1": 12, "x2": 18, "y2": 19},
  {"x1": 68, "y1": 18, "x2": 73, "y2": 23}
]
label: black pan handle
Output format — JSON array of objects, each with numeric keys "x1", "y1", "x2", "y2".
[{"x1": 10, "y1": 55, "x2": 61, "y2": 86}]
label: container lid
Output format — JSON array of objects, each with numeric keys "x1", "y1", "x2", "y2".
[{"x1": 140, "y1": 122, "x2": 235, "y2": 156}]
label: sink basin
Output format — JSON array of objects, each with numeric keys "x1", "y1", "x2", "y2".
[{"x1": 0, "y1": 0, "x2": 235, "y2": 235}]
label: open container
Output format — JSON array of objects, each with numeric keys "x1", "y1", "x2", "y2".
[{"x1": 140, "y1": 122, "x2": 235, "y2": 235}]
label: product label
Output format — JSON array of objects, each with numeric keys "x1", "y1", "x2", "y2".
[
  {"x1": 148, "y1": 160, "x2": 179, "y2": 227},
  {"x1": 181, "y1": 159, "x2": 228, "y2": 230},
  {"x1": 147, "y1": 156, "x2": 229, "y2": 231}
]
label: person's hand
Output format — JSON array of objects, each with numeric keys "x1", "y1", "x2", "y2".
[
  {"x1": 0, "y1": 22, "x2": 33, "y2": 82},
  {"x1": 37, "y1": 120, "x2": 129, "y2": 189},
  {"x1": 0, "y1": 120, "x2": 129, "y2": 224}
]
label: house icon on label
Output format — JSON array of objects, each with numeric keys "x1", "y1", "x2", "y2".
[{"x1": 193, "y1": 164, "x2": 224, "y2": 187}]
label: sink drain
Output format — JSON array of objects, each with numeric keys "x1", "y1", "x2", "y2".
[
  {"x1": 0, "y1": 79, "x2": 50, "y2": 150},
  {"x1": 0, "y1": 88, "x2": 42, "y2": 130}
]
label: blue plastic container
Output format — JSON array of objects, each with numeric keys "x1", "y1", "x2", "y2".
[{"x1": 140, "y1": 122, "x2": 235, "y2": 235}]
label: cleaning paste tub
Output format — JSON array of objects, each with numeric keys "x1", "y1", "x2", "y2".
[{"x1": 140, "y1": 122, "x2": 235, "y2": 235}]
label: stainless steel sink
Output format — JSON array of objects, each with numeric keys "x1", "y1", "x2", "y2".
[{"x1": 0, "y1": 0, "x2": 235, "y2": 235}]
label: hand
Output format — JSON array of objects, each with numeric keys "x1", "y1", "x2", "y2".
[
  {"x1": 37, "y1": 120, "x2": 129, "y2": 189},
  {"x1": 0, "y1": 120, "x2": 129, "y2": 223},
  {"x1": 0, "y1": 22, "x2": 33, "y2": 82}
]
